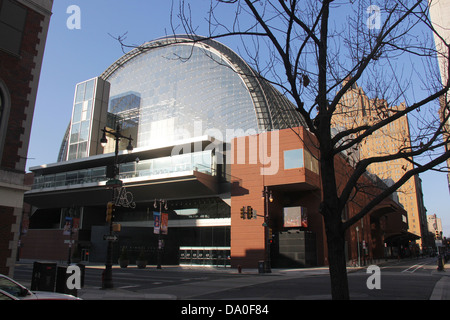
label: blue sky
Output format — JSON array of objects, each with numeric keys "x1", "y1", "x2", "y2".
[{"x1": 27, "y1": 1, "x2": 449, "y2": 236}]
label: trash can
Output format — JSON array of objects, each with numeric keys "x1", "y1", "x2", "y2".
[
  {"x1": 55, "y1": 266, "x2": 78, "y2": 297},
  {"x1": 76, "y1": 263, "x2": 85, "y2": 288},
  {"x1": 437, "y1": 254, "x2": 444, "y2": 271},
  {"x1": 55, "y1": 266, "x2": 67, "y2": 293},
  {"x1": 31, "y1": 262, "x2": 57, "y2": 291},
  {"x1": 258, "y1": 261, "x2": 265, "y2": 274}
]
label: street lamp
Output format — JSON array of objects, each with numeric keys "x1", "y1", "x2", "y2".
[
  {"x1": 66, "y1": 207, "x2": 75, "y2": 266},
  {"x1": 154, "y1": 199, "x2": 168, "y2": 269},
  {"x1": 262, "y1": 186, "x2": 273, "y2": 273},
  {"x1": 100, "y1": 124, "x2": 134, "y2": 289},
  {"x1": 356, "y1": 226, "x2": 361, "y2": 267},
  {"x1": 100, "y1": 124, "x2": 134, "y2": 153}
]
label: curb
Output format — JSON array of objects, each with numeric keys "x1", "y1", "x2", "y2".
[{"x1": 78, "y1": 287, "x2": 177, "y2": 300}]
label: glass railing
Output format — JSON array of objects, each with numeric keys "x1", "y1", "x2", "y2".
[{"x1": 31, "y1": 151, "x2": 214, "y2": 190}]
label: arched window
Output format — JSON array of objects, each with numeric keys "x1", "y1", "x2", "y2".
[
  {"x1": 0, "y1": 80, "x2": 11, "y2": 159},
  {"x1": 0, "y1": 88, "x2": 4, "y2": 126}
]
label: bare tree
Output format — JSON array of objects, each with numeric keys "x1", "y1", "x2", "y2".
[
  {"x1": 112, "y1": 0, "x2": 450, "y2": 299},
  {"x1": 162, "y1": 0, "x2": 450, "y2": 300}
]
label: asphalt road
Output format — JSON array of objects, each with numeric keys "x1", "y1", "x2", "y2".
[
  {"x1": 12, "y1": 257, "x2": 445, "y2": 300},
  {"x1": 191, "y1": 257, "x2": 442, "y2": 300}
]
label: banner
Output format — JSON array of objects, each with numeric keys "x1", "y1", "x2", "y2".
[
  {"x1": 154, "y1": 212, "x2": 169, "y2": 234},
  {"x1": 63, "y1": 217, "x2": 73, "y2": 235},
  {"x1": 301, "y1": 207, "x2": 308, "y2": 228},
  {"x1": 283, "y1": 206, "x2": 307, "y2": 228},
  {"x1": 161, "y1": 213, "x2": 168, "y2": 235},
  {"x1": 153, "y1": 212, "x2": 160, "y2": 234},
  {"x1": 63, "y1": 217, "x2": 79, "y2": 235}
]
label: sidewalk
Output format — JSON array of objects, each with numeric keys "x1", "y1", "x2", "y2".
[
  {"x1": 78, "y1": 287, "x2": 177, "y2": 300},
  {"x1": 430, "y1": 258, "x2": 450, "y2": 300}
]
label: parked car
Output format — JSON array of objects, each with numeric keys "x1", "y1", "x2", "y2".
[
  {"x1": 0, "y1": 289, "x2": 19, "y2": 300},
  {"x1": 0, "y1": 274, "x2": 81, "y2": 300}
]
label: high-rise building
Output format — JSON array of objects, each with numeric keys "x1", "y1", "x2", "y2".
[
  {"x1": 429, "y1": 0, "x2": 450, "y2": 192},
  {"x1": 427, "y1": 214, "x2": 443, "y2": 239},
  {"x1": 332, "y1": 80, "x2": 426, "y2": 247},
  {"x1": 0, "y1": 0, "x2": 53, "y2": 277}
]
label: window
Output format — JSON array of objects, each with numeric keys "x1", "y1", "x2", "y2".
[
  {"x1": 0, "y1": 290, "x2": 16, "y2": 300},
  {"x1": 0, "y1": 275, "x2": 25, "y2": 298},
  {"x1": 0, "y1": 82, "x2": 10, "y2": 159},
  {"x1": 67, "y1": 79, "x2": 97, "y2": 160},
  {"x1": 0, "y1": 0, "x2": 27, "y2": 55},
  {"x1": 284, "y1": 149, "x2": 304, "y2": 169}
]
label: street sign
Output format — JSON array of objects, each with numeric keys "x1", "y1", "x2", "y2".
[{"x1": 103, "y1": 235, "x2": 118, "y2": 241}]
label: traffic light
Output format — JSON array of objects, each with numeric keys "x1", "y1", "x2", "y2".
[
  {"x1": 247, "y1": 206, "x2": 253, "y2": 219},
  {"x1": 240, "y1": 206, "x2": 246, "y2": 219},
  {"x1": 106, "y1": 201, "x2": 115, "y2": 222}
]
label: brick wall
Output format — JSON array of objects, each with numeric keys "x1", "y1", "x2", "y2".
[
  {"x1": 0, "y1": 206, "x2": 17, "y2": 275},
  {"x1": 20, "y1": 229, "x2": 75, "y2": 262},
  {"x1": 0, "y1": 4, "x2": 43, "y2": 171},
  {"x1": 0, "y1": 0, "x2": 48, "y2": 277},
  {"x1": 230, "y1": 126, "x2": 407, "y2": 268},
  {"x1": 230, "y1": 127, "x2": 325, "y2": 267}
]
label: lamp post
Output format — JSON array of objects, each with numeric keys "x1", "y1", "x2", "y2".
[
  {"x1": 356, "y1": 226, "x2": 361, "y2": 267},
  {"x1": 262, "y1": 186, "x2": 273, "y2": 273},
  {"x1": 66, "y1": 207, "x2": 74, "y2": 266},
  {"x1": 100, "y1": 124, "x2": 133, "y2": 289},
  {"x1": 154, "y1": 199, "x2": 168, "y2": 269}
]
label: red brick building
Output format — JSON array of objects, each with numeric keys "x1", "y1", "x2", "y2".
[
  {"x1": 230, "y1": 127, "x2": 410, "y2": 268},
  {"x1": 0, "y1": 0, "x2": 53, "y2": 277}
]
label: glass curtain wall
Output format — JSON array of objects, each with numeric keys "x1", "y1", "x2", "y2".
[
  {"x1": 32, "y1": 150, "x2": 214, "y2": 189},
  {"x1": 67, "y1": 79, "x2": 96, "y2": 160},
  {"x1": 105, "y1": 43, "x2": 259, "y2": 149}
]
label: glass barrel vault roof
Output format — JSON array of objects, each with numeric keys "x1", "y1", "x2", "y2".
[{"x1": 100, "y1": 35, "x2": 306, "y2": 149}]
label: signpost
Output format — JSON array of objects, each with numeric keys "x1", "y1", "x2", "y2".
[{"x1": 154, "y1": 200, "x2": 168, "y2": 269}]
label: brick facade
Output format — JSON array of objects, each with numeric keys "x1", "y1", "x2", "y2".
[
  {"x1": 20, "y1": 230, "x2": 76, "y2": 262},
  {"x1": 0, "y1": 0, "x2": 52, "y2": 277},
  {"x1": 230, "y1": 127, "x2": 408, "y2": 268},
  {"x1": 0, "y1": 206, "x2": 16, "y2": 275},
  {"x1": 0, "y1": 3, "x2": 42, "y2": 170}
]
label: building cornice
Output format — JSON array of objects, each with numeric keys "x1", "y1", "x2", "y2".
[{"x1": 16, "y1": 0, "x2": 53, "y2": 16}]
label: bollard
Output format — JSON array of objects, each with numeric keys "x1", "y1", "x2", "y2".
[
  {"x1": 237, "y1": 265, "x2": 242, "y2": 274},
  {"x1": 437, "y1": 254, "x2": 444, "y2": 271}
]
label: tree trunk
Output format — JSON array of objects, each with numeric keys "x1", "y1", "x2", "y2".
[
  {"x1": 320, "y1": 147, "x2": 350, "y2": 300},
  {"x1": 325, "y1": 218, "x2": 350, "y2": 300}
]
